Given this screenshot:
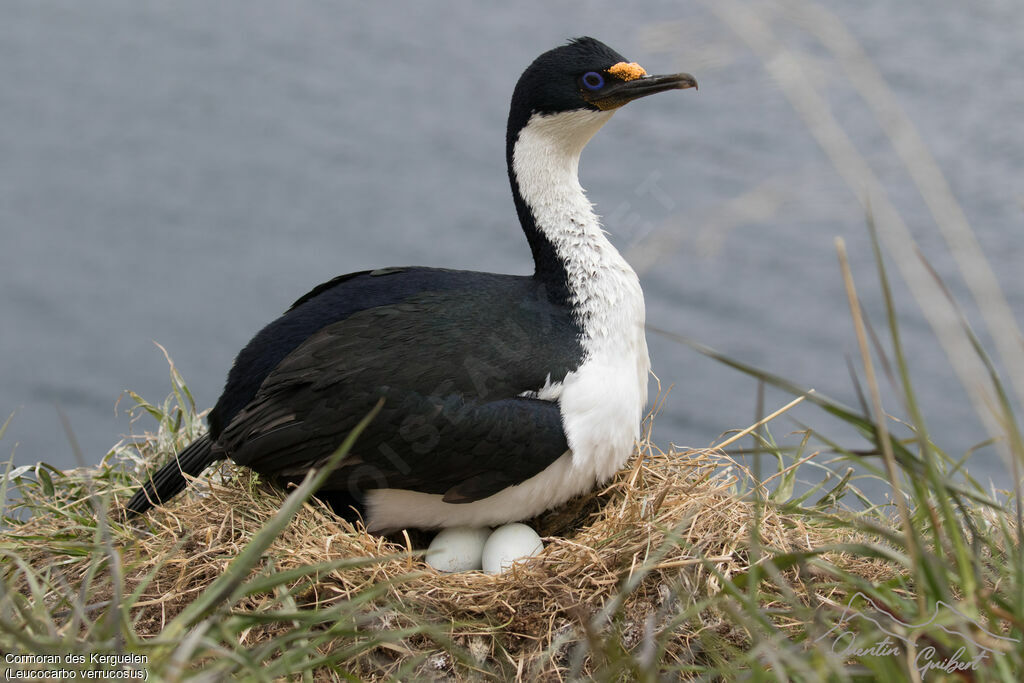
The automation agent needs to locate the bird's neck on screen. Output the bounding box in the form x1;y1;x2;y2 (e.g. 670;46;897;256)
507;110;645;353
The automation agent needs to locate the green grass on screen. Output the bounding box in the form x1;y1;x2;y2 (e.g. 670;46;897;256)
639;225;1024;680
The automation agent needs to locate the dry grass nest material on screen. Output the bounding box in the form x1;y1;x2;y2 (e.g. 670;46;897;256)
10;432;896;678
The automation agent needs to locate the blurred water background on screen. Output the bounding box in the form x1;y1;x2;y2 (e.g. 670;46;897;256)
2;1;1021;488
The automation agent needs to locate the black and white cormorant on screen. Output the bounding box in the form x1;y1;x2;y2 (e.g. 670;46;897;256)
125;37;697;532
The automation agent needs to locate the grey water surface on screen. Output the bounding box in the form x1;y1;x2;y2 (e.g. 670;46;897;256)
2;1;1022;490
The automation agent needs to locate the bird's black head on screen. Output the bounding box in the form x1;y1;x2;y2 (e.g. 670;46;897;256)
507;37;697;140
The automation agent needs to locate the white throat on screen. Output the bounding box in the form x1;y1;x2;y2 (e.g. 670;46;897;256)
511;110;647;359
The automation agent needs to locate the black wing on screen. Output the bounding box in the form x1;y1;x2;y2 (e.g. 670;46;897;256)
214;272;582;502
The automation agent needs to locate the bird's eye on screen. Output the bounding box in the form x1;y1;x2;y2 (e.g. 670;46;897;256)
581;71;605;91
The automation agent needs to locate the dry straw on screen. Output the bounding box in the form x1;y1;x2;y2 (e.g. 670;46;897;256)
10;397;894;679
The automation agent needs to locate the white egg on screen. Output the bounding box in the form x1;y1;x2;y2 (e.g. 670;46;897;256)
425;526;491;573
481;523;544;574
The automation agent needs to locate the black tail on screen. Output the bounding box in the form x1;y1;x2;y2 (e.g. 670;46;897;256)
124;435;221;515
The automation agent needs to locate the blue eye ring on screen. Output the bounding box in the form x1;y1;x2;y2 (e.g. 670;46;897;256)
581;71;604;91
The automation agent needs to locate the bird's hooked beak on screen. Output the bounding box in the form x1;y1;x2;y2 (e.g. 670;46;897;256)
586;70;698;111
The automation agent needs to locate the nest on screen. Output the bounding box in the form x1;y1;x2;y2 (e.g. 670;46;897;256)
9;418;895;679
